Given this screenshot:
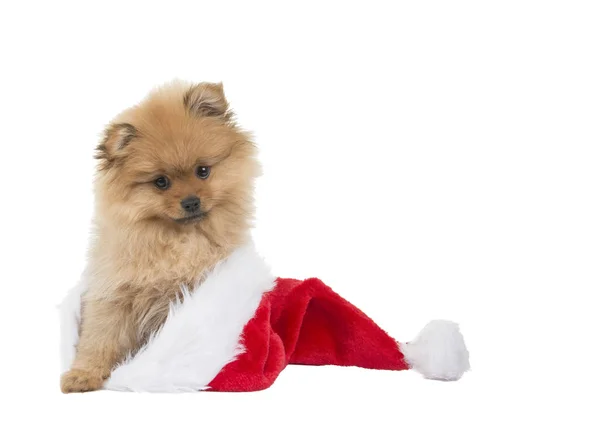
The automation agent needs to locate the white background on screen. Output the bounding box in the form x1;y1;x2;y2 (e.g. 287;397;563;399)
1;1;598;436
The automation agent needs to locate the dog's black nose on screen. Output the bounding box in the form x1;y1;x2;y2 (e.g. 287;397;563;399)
181;196;201;213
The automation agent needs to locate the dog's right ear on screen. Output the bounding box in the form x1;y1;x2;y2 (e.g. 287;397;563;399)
95;123;137;169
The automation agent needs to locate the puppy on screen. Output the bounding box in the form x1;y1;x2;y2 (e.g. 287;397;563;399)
60;81;260;393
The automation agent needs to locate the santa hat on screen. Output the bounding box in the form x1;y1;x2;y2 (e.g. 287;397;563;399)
60;244;470;392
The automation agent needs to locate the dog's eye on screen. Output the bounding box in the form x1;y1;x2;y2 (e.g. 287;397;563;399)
154;176;170;190
196;166;211;180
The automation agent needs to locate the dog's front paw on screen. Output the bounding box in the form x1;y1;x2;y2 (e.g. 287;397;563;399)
60;369;105;393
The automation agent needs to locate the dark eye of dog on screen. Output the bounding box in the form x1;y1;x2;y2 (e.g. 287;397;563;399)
154;176;170;190
196;166;211;179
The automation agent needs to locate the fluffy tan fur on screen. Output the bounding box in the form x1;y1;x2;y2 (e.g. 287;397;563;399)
61;81;260;393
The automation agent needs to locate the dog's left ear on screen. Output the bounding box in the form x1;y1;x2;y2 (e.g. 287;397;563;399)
183;82;230;119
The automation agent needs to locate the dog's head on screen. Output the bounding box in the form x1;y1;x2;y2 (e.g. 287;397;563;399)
94;81;259;236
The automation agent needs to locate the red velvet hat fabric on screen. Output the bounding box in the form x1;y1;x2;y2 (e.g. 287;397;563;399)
210;278;409;391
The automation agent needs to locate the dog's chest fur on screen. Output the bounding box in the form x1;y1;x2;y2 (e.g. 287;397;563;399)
84;223;231;341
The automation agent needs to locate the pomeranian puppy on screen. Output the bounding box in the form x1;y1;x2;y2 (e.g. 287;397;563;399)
60;81;260;393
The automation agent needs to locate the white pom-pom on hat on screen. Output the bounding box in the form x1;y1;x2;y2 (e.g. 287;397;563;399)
400;320;470;381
